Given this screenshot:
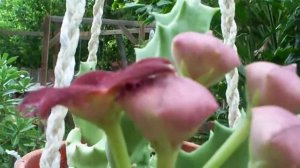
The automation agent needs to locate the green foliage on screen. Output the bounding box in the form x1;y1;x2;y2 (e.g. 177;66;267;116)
135;0;218;61
97;35;135;71
202;0;300;65
0;53;45;168
236;0;299;64
120;0;175;23
0;53;31;118
0;0;50;68
0;36;42;68
0;0;50;30
285;20;300;68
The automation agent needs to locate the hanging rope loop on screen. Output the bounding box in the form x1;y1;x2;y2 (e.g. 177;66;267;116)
40;0;86;167
87;0;106;62
218;0;241;128
40;0;106;167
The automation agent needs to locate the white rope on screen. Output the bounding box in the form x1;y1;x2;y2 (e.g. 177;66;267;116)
87;0;106;62
218;0;241;128
40;0;86;167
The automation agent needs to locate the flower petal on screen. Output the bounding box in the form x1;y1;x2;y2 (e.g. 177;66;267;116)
268;125;300;167
72;58;175;89
19;86;118;124
118;74;218;147
264;66;300;112
172;32;240;86
246;62;300;113
250;106;300;167
19;58;175;126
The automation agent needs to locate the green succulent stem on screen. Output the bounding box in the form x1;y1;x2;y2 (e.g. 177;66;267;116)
156;147;179;168
103;121;131;168
203;114;251;168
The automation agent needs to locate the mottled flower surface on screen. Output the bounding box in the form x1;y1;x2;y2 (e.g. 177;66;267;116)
246;62;300;113
172;32;241;86
250;106;300;168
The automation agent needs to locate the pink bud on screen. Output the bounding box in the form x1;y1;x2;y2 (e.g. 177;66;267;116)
246;62;300;113
118;74;218;148
250;106;300;167
268;125;300;167
172;32;241;86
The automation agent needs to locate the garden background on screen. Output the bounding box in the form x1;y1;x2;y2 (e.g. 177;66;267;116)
0;0;299;167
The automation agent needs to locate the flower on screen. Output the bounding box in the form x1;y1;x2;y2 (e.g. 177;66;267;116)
172;32;241;86
250;106;300;168
19;56;218;154
245;62;300;113
19;58;175;126
118;74;218;149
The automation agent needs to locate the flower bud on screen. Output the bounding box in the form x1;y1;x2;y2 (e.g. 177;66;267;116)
172;32;241;86
118;74;218;148
246;62;300;113
250;106;300;168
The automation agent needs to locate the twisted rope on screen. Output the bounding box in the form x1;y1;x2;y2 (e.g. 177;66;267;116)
218;0;241;128
87;0;105;62
40;0;86;167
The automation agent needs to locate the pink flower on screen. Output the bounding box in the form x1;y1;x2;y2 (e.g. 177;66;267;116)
19;57;218;147
172;32;241;86
118;74;218;148
250;106;300;167
246;62;300;113
19;58;175;126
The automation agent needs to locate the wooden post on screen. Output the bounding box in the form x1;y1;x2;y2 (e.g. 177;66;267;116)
40;16;51;85
116;35;128;68
51;23;61;83
118;25;138;45
138;24;145;43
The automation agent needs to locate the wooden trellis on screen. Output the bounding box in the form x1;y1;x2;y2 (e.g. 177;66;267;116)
0;15;155;85
41;15;155;85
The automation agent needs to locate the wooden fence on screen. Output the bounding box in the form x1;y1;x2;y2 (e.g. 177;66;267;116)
0;15;155;85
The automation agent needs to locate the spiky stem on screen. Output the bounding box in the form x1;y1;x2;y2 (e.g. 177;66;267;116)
203;115;251;168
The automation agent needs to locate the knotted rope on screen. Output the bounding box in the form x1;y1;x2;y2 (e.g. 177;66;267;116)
40;0;86;167
218;0;241;128
87;0;105;62
40;0;106;167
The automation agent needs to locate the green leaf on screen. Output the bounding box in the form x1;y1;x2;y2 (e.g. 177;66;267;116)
19;125;35;133
157;0;173;7
12;136;19;147
136;6;148;14
176;122;249;168
124;2;145;8
2;53;8;61
6;56;18;64
0;145;4;154
3;89;18;96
